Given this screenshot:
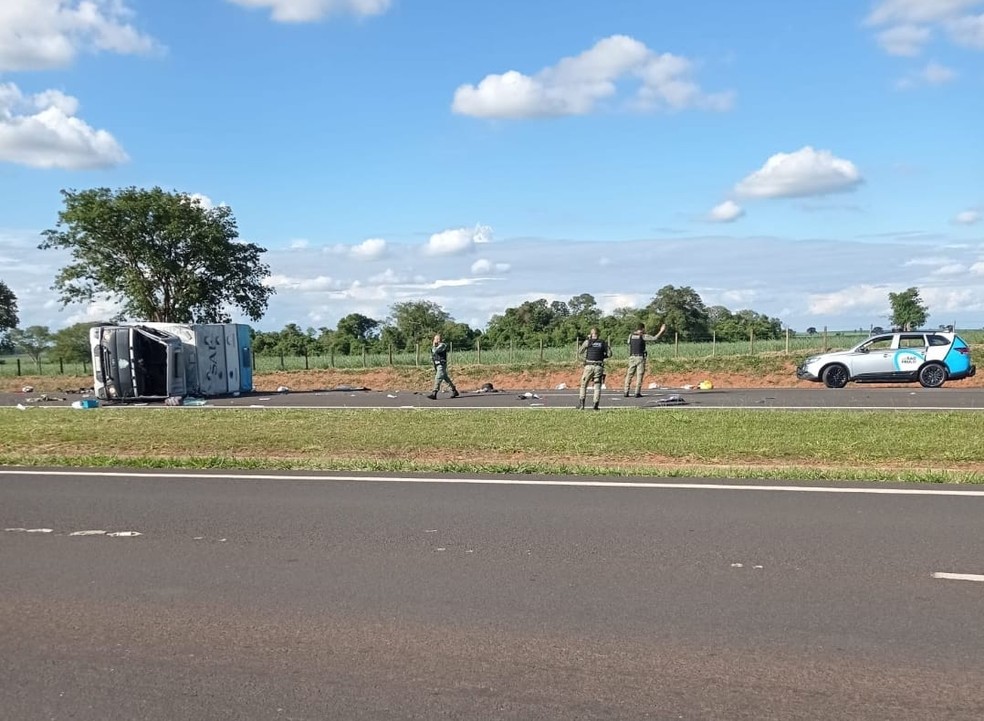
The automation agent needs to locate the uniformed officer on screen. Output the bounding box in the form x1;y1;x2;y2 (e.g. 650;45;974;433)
577;327;611;410
624;322;667;397
426;333;459;400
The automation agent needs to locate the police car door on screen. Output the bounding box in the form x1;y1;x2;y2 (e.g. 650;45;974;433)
850;335;895;379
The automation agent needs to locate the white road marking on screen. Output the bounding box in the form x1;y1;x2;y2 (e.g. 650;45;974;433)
932;572;984;583
69;530;106;536
3;468;984;496
106;531;142;537
11;404;984;412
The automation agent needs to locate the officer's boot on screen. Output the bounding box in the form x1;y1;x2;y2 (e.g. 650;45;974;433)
450;387;460;398
577;398;585;410
592;401;600;410
426;391;437;400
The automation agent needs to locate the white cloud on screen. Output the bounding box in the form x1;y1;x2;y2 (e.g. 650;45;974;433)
896;60;957;88
866;0;984;56
867;0;983;27
708;200;744;223
735;146;863;199
808;284;891;315
424;226;491;256
452;35;733;119
954;209;982;225
63;295;123;325
263;273;342;292
470;258;511;275
0;82;128;169
970;261;984;275
875;24;932;55
289;238;310;249
349;237;387;260
0;0;158;71
948;13;984;48
227;0;391;22
185;193;215;210
931;263;966;275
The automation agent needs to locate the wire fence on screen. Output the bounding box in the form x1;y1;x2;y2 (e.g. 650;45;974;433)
8;327;979;377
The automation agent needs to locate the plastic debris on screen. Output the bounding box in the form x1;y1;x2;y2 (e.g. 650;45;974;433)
387;394;398;398
517;392;541;400
164;396;183;406
21;385;34;393
699;380;714;390
648;382;659;389
15;403;29;411
71;399;100;409
181;397;207;406
555;383;567;390
276;386;290;393
476;382;496;393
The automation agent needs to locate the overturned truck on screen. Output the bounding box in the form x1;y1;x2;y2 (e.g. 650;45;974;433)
90;323;253;402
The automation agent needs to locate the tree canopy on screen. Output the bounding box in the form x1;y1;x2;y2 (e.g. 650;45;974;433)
39;187;275;324
9;326;53;365
888;287;929;331
0;279;17;334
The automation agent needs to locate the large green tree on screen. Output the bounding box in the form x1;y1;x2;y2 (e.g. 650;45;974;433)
0;279;17;336
888;287;929;331
52;321;109;363
40;187;274;323
647;285;710;341
384;301;453;350
10;326;54;366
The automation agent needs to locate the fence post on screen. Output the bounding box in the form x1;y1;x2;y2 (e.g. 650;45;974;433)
59;358;64;374
477;337;482;365
251;349;256;372
415;343;420;367
749;328;754;355
822;326;828;352
388;344;393;366
279;351;285;370
575;337;580;360
539;338;544;362
362;346;367;368
785;327;790;355
674;332;679;358
304;347;309;370
16;358;21;376
510;340;514;363
82;359;87;374
330;347;335;368
712;331;716;357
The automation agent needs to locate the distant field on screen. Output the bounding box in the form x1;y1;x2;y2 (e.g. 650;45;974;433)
6;329;980;377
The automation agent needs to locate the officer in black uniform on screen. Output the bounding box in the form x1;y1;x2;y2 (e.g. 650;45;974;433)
576;327;610;410
624;322;666;397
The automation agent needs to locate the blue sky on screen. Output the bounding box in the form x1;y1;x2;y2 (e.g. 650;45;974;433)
1;0;983;332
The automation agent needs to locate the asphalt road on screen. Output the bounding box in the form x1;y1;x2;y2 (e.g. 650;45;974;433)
2;468;983;720
5;385;984;410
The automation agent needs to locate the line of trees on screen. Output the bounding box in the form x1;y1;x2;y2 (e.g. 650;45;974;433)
0;186;942;363
248;289;785;357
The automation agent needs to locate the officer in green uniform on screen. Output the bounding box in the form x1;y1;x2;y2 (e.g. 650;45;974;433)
624;322;666;397
427;333;459;400
577;327;610;410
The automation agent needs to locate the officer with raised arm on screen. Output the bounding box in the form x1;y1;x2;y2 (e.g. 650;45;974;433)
426;333;459;400
624;322;667;397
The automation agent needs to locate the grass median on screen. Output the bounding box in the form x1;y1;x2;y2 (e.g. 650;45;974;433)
2;407;983;484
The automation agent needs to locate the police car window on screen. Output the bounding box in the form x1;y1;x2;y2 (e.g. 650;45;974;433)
864;338;893;351
928;335;950;347
899;335;926;348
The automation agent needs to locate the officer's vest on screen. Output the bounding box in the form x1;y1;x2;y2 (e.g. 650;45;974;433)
629;334;646;356
432;345;448;365
584;340;607;363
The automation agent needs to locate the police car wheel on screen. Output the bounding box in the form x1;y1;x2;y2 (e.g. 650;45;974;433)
918;362;946;389
822;364;849;389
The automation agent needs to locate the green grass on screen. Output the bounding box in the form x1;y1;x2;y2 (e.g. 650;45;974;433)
2;408;982;484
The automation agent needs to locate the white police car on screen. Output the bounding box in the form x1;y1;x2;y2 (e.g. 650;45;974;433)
796;331;976;388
